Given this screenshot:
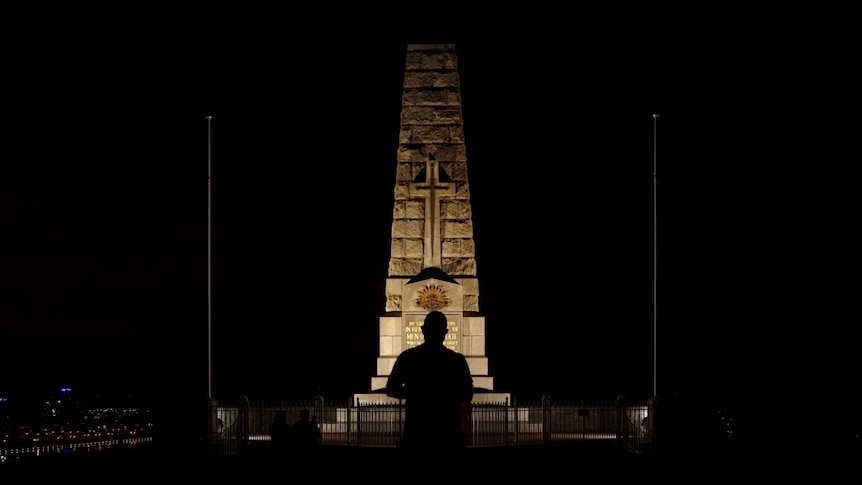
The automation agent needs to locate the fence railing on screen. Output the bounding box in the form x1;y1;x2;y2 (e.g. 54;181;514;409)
208;395;656;456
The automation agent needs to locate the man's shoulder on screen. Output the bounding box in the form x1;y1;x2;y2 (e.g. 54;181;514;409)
394;346;421;360
440;346;467;359
397;344;467;360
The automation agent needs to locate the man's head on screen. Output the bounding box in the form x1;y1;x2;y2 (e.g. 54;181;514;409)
421;311;448;343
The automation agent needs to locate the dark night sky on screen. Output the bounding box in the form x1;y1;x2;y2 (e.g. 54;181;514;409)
1;14;857;411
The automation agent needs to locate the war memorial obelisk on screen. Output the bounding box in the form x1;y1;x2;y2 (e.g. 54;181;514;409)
356;44;508;404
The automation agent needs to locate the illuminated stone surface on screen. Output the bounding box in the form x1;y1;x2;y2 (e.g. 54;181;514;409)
367;44;499;399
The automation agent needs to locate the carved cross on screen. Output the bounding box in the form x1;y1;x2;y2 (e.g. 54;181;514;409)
408;157;456;269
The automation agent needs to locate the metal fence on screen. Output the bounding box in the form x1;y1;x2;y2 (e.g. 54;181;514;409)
208;395;655;456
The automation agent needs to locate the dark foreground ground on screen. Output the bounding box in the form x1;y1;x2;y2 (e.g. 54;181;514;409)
1;439;857;480
0;442;653;480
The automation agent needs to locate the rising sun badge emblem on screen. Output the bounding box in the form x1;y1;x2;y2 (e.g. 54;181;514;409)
414;284;451;310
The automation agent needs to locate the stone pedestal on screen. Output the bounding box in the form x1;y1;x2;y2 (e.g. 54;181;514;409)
354;390;511;406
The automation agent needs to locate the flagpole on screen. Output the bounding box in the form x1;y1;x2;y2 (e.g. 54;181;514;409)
206;115;213;399
652;113;659;398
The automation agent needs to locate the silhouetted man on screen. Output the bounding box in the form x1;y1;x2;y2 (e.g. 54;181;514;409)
292;408;321;449
268;410;291;452
386;311;474;451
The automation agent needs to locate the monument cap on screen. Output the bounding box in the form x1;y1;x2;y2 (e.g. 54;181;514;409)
421;311;448;334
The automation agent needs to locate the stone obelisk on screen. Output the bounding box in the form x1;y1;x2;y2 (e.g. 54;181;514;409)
360;44;505;403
